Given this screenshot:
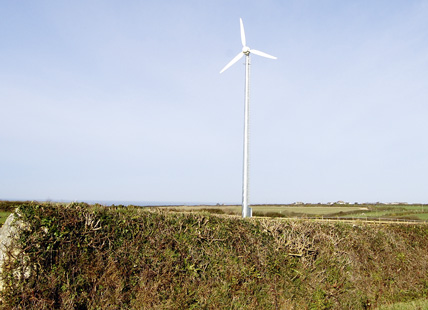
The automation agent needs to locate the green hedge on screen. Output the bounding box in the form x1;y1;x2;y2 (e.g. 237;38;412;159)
1;203;428;309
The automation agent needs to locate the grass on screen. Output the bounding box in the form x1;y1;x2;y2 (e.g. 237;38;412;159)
253;205;363;214
0;200;30;226
3;201;427;222
377;298;428;309
343;211;396;218
168;205;368;216
398;205;428;211
413;213;428;220
0;211;11;225
165;204;428;222
1;200;427;235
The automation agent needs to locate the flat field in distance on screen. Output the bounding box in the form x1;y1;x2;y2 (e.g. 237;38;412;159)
161;203;428;222
0;211;11;225
0;200;27;225
2;201;428;224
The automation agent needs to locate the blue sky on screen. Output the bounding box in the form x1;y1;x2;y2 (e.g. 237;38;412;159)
1;1;428;204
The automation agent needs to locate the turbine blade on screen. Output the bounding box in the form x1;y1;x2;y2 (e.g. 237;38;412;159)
240;18;246;47
251;49;277;60
220;52;244;73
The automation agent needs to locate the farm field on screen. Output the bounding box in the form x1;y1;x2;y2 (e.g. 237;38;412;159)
166;204;364;215
415;213;428;220
377;298;428;309
2;201;428;224
0;200;26;226
163;203;428;222
0;211;11;225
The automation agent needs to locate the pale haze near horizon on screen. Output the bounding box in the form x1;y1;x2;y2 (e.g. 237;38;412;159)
1;1;428;205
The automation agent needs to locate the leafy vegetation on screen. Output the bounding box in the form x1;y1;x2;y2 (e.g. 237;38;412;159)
1;202;428;309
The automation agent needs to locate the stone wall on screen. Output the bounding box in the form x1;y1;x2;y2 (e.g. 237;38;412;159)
0;212;22;292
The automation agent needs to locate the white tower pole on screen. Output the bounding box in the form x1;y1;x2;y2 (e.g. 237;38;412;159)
219;18;276;219
242;53;251;218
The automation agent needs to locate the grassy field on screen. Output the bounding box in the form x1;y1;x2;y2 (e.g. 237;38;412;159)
165;204;366;215
0;200;26;226
2;201;428;224
254;205;364;214
0;211;11;225
416;213;428;220
377;298;428;309
163;203;428;222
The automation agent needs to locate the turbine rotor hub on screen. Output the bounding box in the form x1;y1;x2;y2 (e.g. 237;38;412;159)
242;46;250;55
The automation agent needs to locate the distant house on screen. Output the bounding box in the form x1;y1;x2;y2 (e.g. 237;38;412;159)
336;201;349;205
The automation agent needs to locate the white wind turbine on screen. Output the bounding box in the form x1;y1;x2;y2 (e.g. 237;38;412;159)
220;18;277;218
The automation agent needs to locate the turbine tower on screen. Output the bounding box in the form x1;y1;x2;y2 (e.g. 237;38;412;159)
220;18;277;218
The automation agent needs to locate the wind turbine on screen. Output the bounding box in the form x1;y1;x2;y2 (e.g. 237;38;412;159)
220;18;277;218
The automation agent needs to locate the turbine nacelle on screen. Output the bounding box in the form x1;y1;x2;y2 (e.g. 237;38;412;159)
242;46;250;55
220;18;276;74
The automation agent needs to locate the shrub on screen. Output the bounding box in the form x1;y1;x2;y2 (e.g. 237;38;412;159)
1;203;428;309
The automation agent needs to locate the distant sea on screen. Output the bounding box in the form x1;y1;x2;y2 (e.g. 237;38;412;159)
14;199;235;207
83;200;224;207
